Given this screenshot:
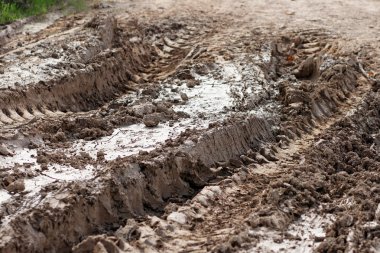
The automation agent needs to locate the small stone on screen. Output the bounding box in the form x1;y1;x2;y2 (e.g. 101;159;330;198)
52;131;66;142
167;212;187;224
0;68;4;74
129;36;142;43
260;147;278;161
314;236;325;242
6;179;25;193
180;92;188;101
195;195;209;207
285;11;295;15
143;114;160;127
17;41;22;47
229;158;243;167
61;44;69;50
132;103;156;117
240;155;256;165
186;79;200;88
51;52;60;59
176;69;192;80
97;150;106;161
254;153;270;164
338;214;354;227
138;150;148;155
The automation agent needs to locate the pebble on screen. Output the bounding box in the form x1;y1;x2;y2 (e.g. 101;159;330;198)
180;92;189;101
143;114;160;127
167;212;187;225
51;52;60;59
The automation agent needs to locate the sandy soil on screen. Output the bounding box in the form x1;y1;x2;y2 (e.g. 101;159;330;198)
0;0;380;252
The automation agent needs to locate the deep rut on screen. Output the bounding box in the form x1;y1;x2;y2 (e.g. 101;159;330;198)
72;44;375;252
69;26;377;253
0;13;210;127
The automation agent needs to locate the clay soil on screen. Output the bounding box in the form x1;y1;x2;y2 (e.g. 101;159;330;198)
1;0;380;252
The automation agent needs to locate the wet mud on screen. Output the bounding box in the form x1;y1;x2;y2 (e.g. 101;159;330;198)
1;0;380;252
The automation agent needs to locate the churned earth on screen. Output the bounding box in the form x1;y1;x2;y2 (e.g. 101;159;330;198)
0;0;380;252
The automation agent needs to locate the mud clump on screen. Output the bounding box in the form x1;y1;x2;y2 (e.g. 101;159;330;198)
143;113;161;127
37;117;113;143
294;56;319;79
0;143;14;156
6;179;25;193
36;150;95;169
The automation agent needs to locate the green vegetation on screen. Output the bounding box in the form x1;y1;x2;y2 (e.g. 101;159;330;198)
0;0;87;25
0;2;22;24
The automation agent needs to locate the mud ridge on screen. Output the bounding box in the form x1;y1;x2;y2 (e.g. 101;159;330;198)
272;34;367;143
67;32;378;253
0;15;157;126
0;116;273;252
74;71;379;253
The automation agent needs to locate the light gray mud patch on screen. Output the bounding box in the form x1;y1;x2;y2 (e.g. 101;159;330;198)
21;12;64;34
250;212;335;253
70;57;273;160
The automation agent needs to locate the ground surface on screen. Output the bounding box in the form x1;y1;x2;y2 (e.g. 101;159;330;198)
0;0;380;252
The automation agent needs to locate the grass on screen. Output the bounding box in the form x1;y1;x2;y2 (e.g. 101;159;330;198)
0;0;88;25
0;2;23;24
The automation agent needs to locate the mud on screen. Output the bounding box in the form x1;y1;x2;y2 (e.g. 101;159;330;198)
1;0;380;252
0;116;274;252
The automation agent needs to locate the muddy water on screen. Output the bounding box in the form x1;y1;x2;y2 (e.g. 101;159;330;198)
58;57;269;161
70;62;238;160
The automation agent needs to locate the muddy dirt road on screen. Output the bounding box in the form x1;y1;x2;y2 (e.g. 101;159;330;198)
0;0;380;252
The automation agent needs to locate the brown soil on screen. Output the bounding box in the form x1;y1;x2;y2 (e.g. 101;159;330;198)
0;0;380;252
